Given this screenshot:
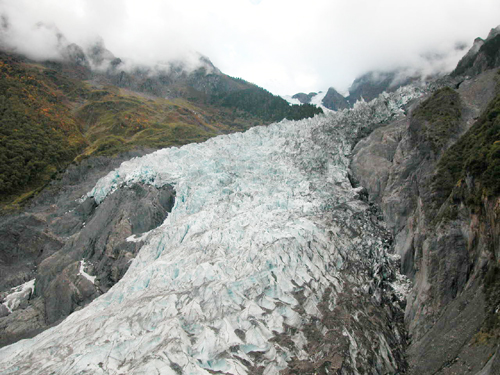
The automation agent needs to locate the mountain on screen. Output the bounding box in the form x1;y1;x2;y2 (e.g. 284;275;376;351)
290;68;422;112
322;87;350;111
291;92;317;104
1;24;500;374
0;35;322;210
0;29;321;345
345;69;419;105
452;25;500;77
350;28;500;373
0;80;423;374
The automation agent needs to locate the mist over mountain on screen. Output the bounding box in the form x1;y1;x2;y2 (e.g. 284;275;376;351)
290;47;473;111
1;0;499;95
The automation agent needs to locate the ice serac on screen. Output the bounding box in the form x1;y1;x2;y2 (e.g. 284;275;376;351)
0;86;422;374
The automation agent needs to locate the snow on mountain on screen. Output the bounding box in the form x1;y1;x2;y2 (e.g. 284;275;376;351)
78;260;97;284
308;91;324;105
0;85;423;374
308;91;332;112
1;279;35;314
282;91;332;112
280;94;301;105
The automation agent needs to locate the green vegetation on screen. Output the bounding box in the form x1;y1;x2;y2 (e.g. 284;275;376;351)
74;92;229;158
412;87;462;152
0;55;86;201
0;55;221;206
211;83;323;122
433;84;500;208
453;35;500;77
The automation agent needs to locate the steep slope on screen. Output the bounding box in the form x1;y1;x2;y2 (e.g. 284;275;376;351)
0;150;176;347
346;71;404;105
452;26;500;78
350;29;500;374
0;52;224;208
322;87;350;111
0;52;87;202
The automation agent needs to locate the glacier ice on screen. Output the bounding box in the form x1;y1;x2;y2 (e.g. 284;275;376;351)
0;86;422;374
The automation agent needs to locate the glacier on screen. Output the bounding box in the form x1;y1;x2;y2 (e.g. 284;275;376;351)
0;86;421;374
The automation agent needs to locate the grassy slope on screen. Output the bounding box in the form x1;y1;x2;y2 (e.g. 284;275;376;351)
0;54;87;206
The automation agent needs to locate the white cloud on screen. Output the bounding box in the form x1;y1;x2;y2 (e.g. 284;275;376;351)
1;0;499;95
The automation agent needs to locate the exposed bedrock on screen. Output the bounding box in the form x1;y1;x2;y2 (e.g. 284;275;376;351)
0;152;175;347
37;182;176;324
350;69;500;374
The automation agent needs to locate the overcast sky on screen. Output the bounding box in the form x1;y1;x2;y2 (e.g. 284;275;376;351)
1;0;499;95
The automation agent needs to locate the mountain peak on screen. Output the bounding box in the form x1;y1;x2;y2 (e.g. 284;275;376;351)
85;37;116;69
322;87;350;111
452;24;500;77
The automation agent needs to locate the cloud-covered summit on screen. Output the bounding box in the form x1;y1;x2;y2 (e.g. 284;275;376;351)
1;0;499;95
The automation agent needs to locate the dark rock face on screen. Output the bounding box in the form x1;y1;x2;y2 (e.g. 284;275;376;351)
347;71;396;104
0;215;64;291
0;150;175;347
37;182;175;325
453;26;500;77
350;68;500;374
322;87;350;111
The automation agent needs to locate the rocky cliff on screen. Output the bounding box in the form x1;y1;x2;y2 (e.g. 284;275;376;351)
0;150;175;347
350;28;500;374
322;87;350;111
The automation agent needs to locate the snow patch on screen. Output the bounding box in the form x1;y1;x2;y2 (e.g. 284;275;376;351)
126;231;151;243
391;271;412;300
78;260;96;284
280;94;301;105
2;279;35;313
281;91;333;113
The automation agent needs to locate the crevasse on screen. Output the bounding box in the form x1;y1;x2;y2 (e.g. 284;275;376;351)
0;86;421;375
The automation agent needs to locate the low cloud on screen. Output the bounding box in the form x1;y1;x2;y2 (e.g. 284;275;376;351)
1;0;499;95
